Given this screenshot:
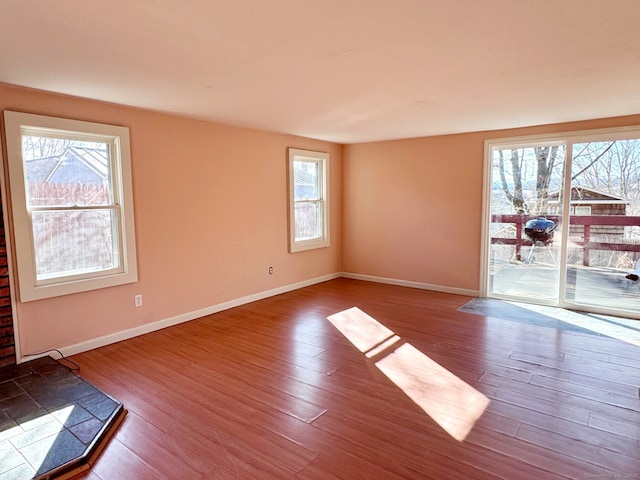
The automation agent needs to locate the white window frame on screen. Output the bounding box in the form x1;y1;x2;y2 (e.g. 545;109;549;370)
288;148;330;252
3;111;138;301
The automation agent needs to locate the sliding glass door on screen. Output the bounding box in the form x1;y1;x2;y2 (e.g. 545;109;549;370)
486;143;566;303
483;129;640;318
565;140;640;312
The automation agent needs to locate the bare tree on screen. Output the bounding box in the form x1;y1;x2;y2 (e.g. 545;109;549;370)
496;146;561;215
497;149;526;214
532;146;560;214
572;140;640;214
22;135;69;160
496;140;640;216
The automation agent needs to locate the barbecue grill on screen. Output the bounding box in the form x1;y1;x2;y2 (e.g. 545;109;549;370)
522;216;557;265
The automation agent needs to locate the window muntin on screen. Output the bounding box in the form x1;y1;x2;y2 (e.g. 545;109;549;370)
288;148;329;252
3;111;138;301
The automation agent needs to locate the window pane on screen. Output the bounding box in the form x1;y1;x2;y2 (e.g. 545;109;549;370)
294;201;322;241
23;135;113;206
565;140;640;311
293;160;319;200
31;209;120;280
487;145;566;302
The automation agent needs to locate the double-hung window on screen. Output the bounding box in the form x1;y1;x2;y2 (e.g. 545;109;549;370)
3;111;138;301
288;148;329;252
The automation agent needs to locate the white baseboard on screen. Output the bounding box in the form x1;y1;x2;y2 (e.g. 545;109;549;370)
19;273;340;363
340;272;479;297
19;271;477;363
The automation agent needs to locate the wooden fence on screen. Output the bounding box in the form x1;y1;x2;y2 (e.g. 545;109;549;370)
491;214;640;267
28;182;110;206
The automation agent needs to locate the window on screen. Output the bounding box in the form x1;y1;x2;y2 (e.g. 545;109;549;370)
574;205;592;216
288;148;329;252
548;205;592;215
3;111;138;301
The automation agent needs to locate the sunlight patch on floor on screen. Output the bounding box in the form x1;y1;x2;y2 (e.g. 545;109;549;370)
327;307;396;354
327;307;489;441
376;343;490;441
512;301;640;346
30;405;75;472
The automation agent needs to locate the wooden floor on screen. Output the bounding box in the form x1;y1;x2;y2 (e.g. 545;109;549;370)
68;278;640;479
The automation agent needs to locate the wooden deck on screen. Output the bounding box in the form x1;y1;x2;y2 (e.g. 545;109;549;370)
490;258;640;312
64;278;640;479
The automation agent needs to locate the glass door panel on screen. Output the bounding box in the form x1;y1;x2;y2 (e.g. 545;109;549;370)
565;140;640;312
487;144;566;303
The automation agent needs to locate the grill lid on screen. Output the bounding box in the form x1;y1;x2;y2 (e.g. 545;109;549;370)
524;216;556;244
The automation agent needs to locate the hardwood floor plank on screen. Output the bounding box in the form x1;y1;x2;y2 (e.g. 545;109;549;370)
310;410;473;479
152;388;318;475
70;470;101;480
562;353;640;379
529;366;640;398
111;413;206;479
295;451;411;480
610;352;640;367
466;426;610;479
439;442;568;480
480;375;592;424
485;398;638;457
480;371;640;424
587;412;640;441
530;373;640;409
515;424;639;473
248;408;425;479
90;437;169;480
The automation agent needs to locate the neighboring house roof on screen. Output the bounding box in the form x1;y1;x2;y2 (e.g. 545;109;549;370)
293;166;315;187
24;157;59;183
548;186;629;204
24;146;108;185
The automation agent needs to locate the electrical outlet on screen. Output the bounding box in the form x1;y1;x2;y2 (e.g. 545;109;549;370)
268;266;273;275
134;294;143;307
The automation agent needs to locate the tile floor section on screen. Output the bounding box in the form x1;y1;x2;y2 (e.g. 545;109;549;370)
0;356;124;480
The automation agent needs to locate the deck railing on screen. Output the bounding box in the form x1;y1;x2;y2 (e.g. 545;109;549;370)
491;214;640;266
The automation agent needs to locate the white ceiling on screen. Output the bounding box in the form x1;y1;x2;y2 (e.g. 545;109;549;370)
2;0;640;144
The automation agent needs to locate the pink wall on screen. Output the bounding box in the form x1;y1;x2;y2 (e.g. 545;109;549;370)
0;84;342;356
343;115;640;292
2;82;640;358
